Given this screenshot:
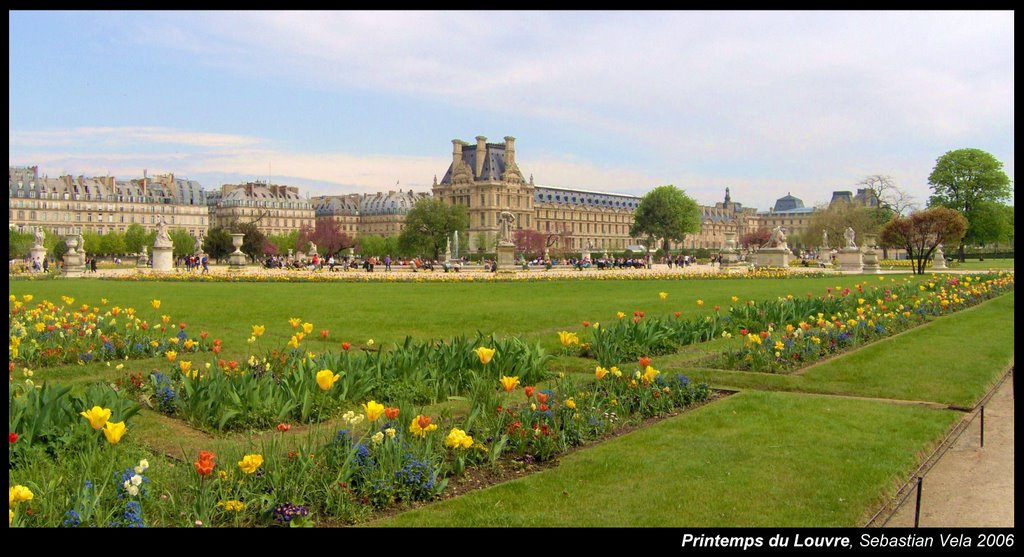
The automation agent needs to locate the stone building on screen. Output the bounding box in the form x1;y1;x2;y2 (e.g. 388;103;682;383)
311;190;430;239
8;166;208;237
432;135;641;252
754;193;816;248
206;181;315;236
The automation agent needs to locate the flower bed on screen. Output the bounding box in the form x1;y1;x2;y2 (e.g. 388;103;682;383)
714;272;1014;373
9;358;711;527
8;296;216;367
90;267;832;283
147;331;551;432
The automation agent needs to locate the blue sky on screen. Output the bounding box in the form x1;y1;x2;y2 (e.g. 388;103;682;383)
9;11;1014;211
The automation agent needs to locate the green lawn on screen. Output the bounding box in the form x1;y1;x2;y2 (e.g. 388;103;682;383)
10;274;924;363
375;391;959;527
9;272;1013;527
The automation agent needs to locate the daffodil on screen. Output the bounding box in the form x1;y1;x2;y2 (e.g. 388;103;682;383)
474;346;496;365
80;406;112;430
103;421;126;444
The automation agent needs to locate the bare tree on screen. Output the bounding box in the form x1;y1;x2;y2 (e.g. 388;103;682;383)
857;175;918;216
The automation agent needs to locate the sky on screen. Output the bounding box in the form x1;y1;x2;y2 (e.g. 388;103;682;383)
8;11;1014;211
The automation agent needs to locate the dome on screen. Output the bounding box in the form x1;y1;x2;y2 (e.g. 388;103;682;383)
773;193;804;212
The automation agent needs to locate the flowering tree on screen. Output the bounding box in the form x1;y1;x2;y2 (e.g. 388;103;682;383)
739;228;771;249
513;229;546;259
879;207;967;275
297;220;353;257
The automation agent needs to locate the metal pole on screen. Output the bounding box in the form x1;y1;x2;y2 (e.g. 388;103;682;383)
980;406;985;448
914;476;923;528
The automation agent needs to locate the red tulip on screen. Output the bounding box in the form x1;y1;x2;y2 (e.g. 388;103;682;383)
9;432;18;444
536;392;549;404
277;423;291;432
524;386;535;399
341;342;351;351
639;357;652;368
384;407;400;420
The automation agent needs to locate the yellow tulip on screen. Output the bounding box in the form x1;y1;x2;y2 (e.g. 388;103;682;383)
659;292;668;300
251;325;265;337
288;336;301;349
500;375;520;392
238;454;263;474
80;406;111;430
642;365;660;385
595;366;609;380
616;311;625;319
165;350;177;362
288;318;302;328
444;427;474;449
362;400;385;421
316;369;340;391
102;421;126;444
151;299;161;309
302;322;313;334
9;485;34;506
474;346;496;365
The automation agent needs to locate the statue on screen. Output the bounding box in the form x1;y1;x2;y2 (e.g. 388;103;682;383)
821;229;829;249
193;234;203;255
498;211;516;244
308;241;317;255
586;238;594;251
154;217;172;248
33;227;46;248
141;245;148;256
844;226;857;249
768;225;788;250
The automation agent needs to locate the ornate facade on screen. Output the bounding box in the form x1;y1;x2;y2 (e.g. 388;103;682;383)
432;135;641;252
311;190;430;238
206;182;315;236
8;166;209;237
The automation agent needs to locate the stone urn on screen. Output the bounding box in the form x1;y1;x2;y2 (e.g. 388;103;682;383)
231;233;245;254
65;235;79;255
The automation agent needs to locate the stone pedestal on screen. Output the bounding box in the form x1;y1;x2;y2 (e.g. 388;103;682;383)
228;233;247;271
862;249;880;274
818;249;833;268
152;246;174;272
496;243;516;272
581;250;591;262
752;247;791;268
30;246;47;269
62;252;85;278
137;253;149;268
836;248;863;272
932;246;947;270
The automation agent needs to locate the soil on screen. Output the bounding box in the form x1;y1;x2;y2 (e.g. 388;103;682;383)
884;374;1014;527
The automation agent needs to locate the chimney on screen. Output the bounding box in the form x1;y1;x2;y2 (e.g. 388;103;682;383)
452;139;463;167
475;136;487;177
504;136;516;166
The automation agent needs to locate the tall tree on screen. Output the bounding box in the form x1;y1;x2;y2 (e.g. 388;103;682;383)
880;207;968;275
202;227;233;262
82;231;102;255
629;185;701;252
8;229;33;259
100;231;126;256
397;199;468;260
169;229;195;258
962;201;1014;248
928;148;1013;262
123;224;152;255
266;231;299;257
229;221;267;262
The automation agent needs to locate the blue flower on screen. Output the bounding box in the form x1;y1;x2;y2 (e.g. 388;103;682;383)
62;509;82;528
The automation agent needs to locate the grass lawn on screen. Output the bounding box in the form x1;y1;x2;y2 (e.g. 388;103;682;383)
374;390;960;527
9;271;1012;527
11;274;927;366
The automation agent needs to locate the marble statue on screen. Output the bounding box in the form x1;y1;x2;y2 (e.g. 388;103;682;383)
844;226;856;249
